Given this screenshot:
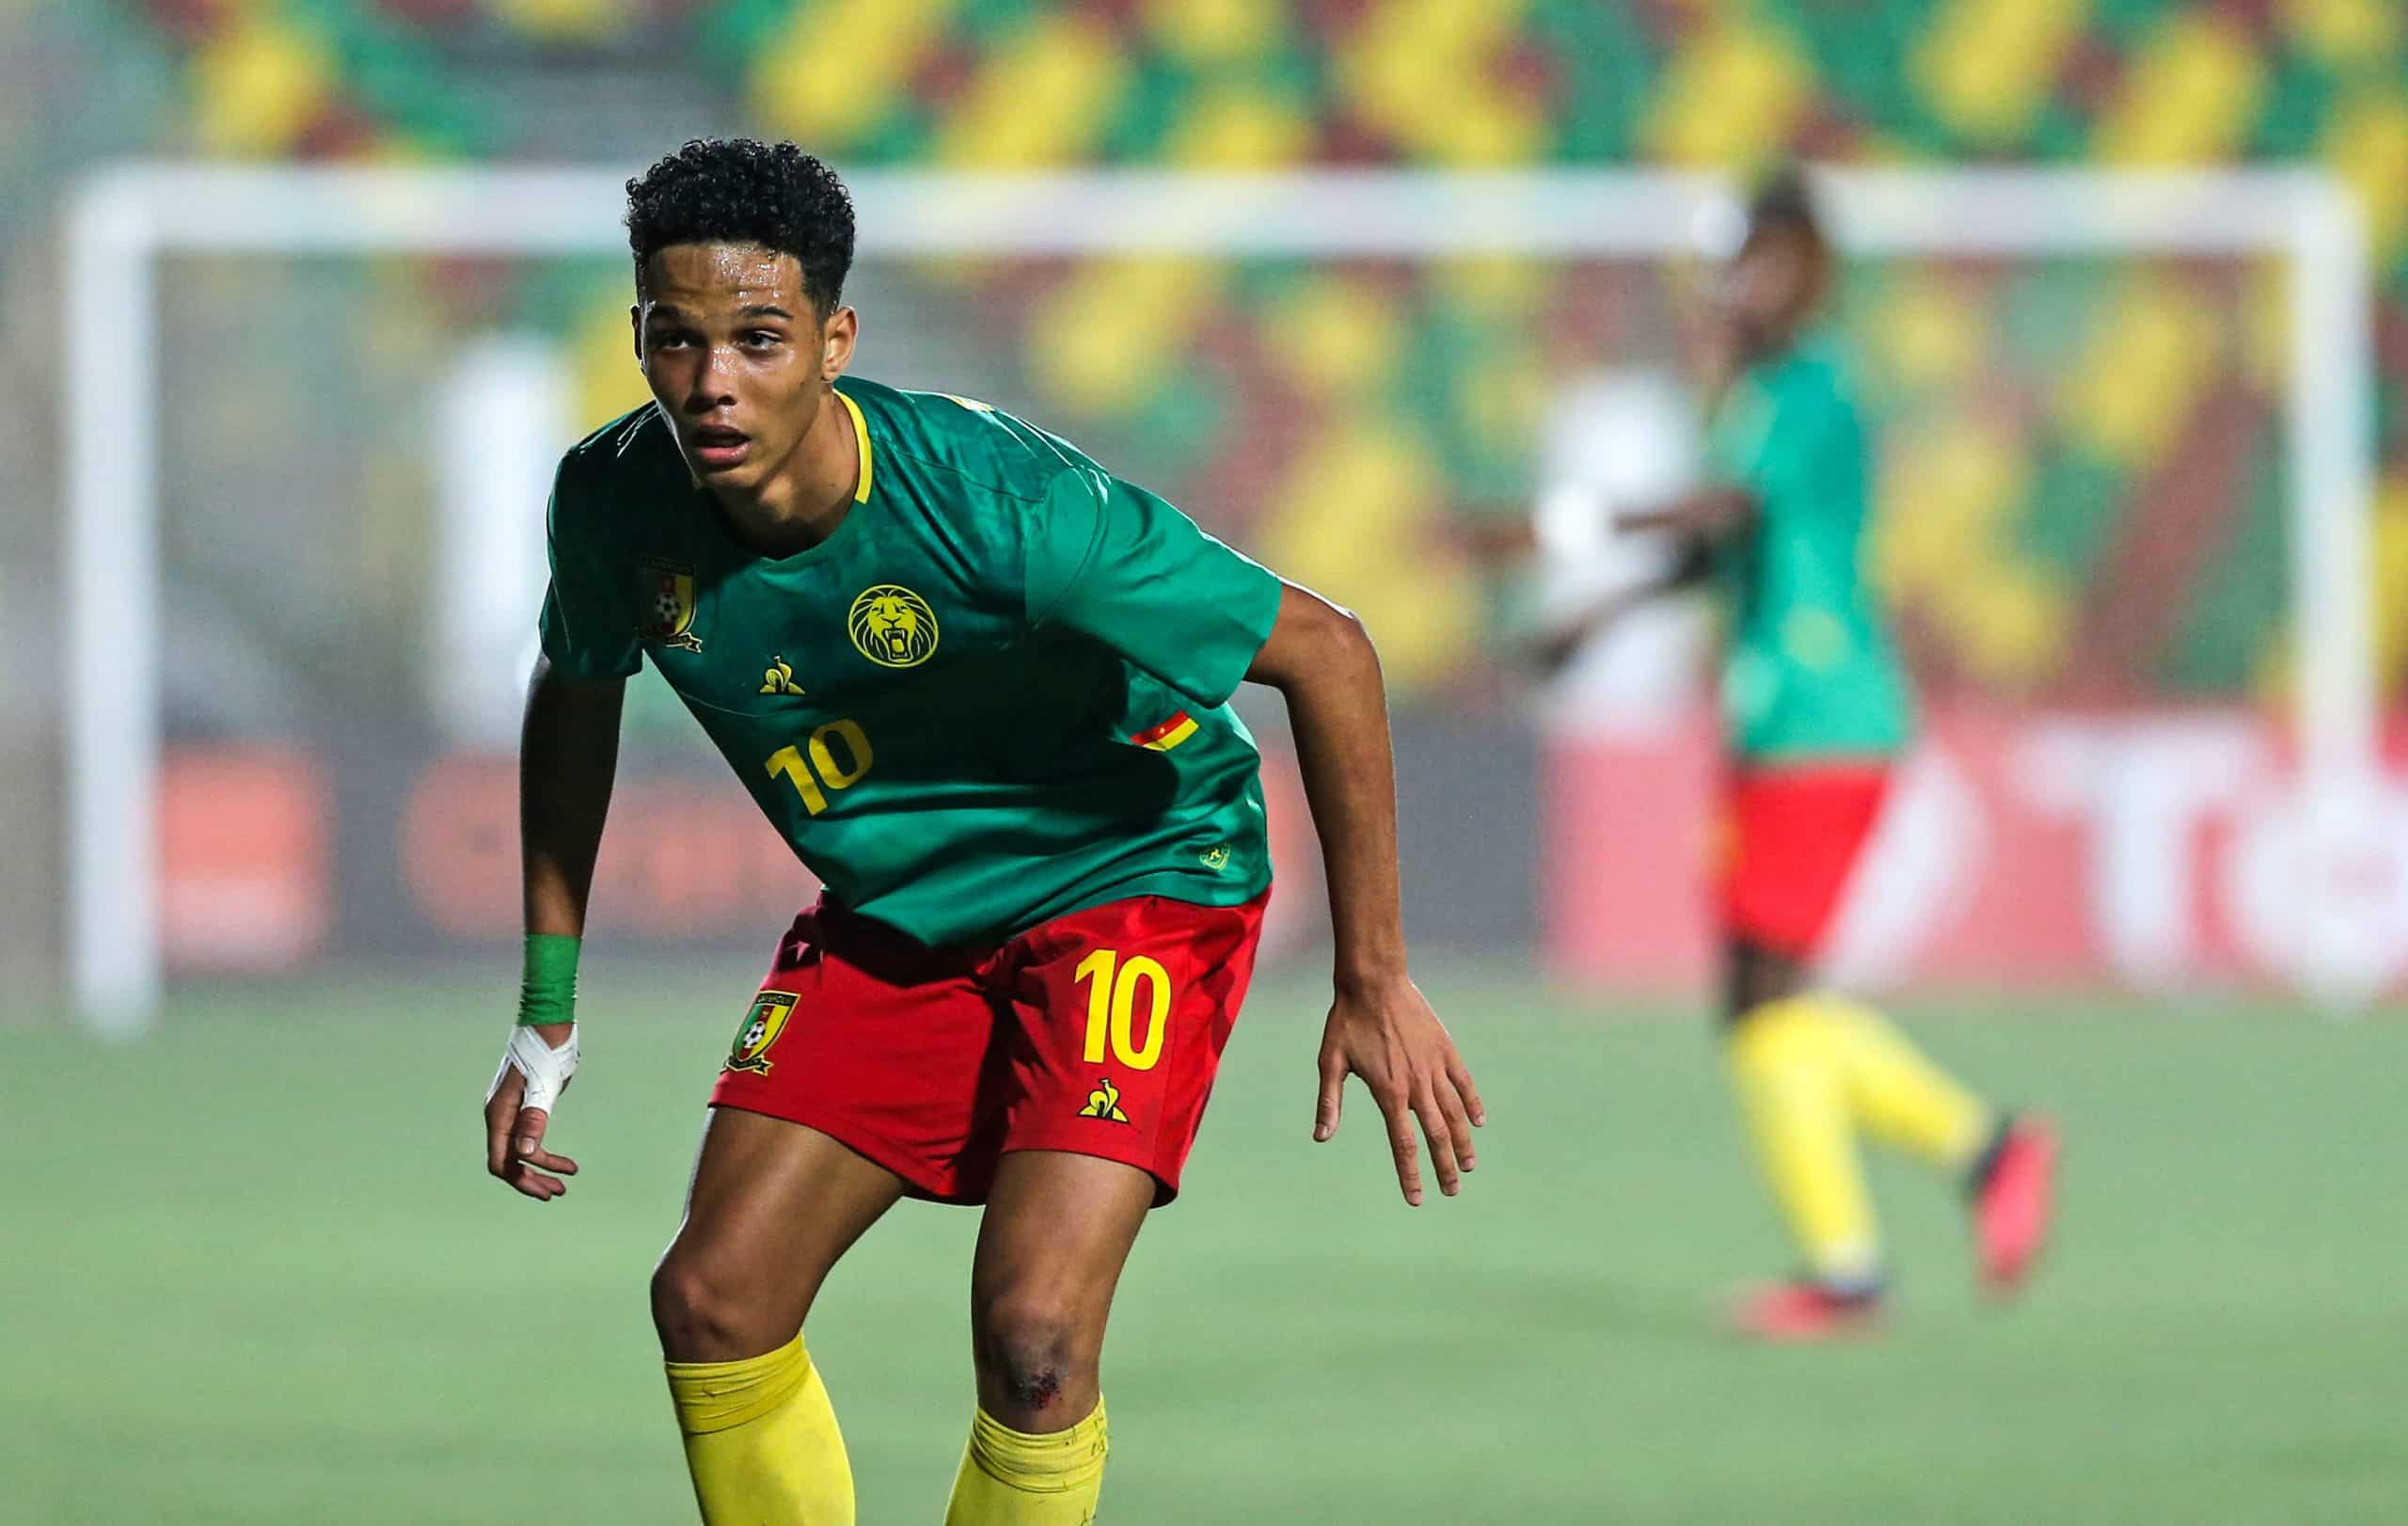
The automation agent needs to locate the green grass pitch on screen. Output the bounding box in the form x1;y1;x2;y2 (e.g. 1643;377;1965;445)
5;960;2404;1523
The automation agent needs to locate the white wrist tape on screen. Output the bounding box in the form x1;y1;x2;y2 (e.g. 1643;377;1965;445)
489;1024;579;1116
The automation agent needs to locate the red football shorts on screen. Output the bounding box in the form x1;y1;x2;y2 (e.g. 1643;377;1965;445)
709;890;1270;1206
1718;762;1893;959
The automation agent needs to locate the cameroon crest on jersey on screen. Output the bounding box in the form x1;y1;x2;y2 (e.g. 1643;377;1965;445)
641;556;705;652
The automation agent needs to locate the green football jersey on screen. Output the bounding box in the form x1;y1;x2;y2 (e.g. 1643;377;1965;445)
539;377;1284;947
1703;328;1912;763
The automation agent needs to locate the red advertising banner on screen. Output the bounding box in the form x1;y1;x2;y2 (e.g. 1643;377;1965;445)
1544;702;2408;993
160;748;332;969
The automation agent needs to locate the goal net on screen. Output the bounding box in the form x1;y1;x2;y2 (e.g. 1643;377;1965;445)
59;164;2380;1031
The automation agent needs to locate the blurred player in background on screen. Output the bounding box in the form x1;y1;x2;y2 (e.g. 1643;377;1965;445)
1543;173;2057;1341
480;139;1482;1523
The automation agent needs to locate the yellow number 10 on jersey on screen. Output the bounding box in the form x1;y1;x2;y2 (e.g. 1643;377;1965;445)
1074;949;1172;1071
766;720;874;816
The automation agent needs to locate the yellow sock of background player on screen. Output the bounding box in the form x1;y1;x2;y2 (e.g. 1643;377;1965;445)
666;1336;855;1525
1726;997;1881;1284
1810;993;1994;1170
943;1400;1109;1525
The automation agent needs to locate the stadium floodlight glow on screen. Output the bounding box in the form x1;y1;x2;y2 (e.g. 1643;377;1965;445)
61;164;2378;1033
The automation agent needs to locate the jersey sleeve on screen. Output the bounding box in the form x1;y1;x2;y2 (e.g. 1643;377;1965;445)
1024;467;1284;708
537;459;643;682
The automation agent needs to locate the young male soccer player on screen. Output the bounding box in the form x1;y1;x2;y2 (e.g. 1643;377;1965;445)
478;139;1483;1522
1556;175;2056;1341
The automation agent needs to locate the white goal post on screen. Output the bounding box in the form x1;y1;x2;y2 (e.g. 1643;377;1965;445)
61;163;2377;1032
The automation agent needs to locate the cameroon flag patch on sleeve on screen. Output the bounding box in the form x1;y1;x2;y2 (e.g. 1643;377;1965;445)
1130;710;1199;752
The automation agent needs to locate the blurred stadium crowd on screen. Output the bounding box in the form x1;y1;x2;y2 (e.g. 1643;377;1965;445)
5;0;2408;996
8;1;2404;697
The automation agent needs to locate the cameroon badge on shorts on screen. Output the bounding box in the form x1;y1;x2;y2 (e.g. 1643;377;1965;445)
724;991;799;1075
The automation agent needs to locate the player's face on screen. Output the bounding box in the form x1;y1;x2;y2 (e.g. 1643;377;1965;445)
634;243;855;492
1721;229;1827;358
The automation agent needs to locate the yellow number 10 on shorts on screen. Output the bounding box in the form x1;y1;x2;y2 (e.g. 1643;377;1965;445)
1075;949;1172;1071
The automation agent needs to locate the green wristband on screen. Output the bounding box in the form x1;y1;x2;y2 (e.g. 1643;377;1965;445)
518;933;581;1026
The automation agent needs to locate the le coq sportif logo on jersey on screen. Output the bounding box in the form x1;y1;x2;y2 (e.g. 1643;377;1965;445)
848;584;939;668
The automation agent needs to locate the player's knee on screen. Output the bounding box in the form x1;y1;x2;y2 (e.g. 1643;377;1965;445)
972;1289;1096;1419
650;1248;783;1360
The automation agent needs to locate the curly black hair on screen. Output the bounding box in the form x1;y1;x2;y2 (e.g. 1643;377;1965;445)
625;138;855;317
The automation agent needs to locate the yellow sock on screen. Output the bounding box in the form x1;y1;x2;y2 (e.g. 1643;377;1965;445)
1809;994;1995;1171
1726;998;1880;1284
666;1336;854;1526
943;1400;1109;1526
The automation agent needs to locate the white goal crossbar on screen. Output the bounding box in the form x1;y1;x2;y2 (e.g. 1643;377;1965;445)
61;164;2377;1032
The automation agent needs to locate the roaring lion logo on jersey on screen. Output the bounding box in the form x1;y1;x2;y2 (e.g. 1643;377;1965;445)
722;991;798;1075
640;556;705;653
848;584;939;669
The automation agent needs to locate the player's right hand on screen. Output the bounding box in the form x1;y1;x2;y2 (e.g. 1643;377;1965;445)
483;1021;580;1201
1314;976;1484;1208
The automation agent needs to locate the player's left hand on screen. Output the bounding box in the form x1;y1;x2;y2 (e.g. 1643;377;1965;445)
483;1021;580;1202
1313;976;1485;1207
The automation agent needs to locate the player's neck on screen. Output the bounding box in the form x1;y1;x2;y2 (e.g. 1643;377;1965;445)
1751;307;1823;364
706;396;862;559
1739;329;1798;373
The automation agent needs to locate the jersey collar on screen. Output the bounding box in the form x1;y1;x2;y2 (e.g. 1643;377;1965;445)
836;387;874;505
